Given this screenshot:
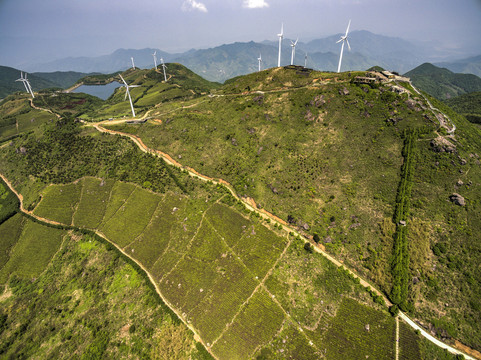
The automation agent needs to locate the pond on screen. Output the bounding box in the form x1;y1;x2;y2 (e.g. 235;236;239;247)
73;82;122;100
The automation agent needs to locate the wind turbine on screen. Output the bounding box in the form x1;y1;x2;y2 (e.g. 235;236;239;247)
336;19;351;73
160;58;167;82
16;72;29;93
277;23;284;67
257;53;263;72
290;38;298;65
131;57;136;70
119;74;140;117
304;53;308;68
152;51;157;69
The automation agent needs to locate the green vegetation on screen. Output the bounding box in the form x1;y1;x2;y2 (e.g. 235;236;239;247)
391;129;417;310
445;91;481;124
0;232;211;359
405;63;481;100
33;92;104;118
2;64;481;357
0;177;19;224
0;216;65;283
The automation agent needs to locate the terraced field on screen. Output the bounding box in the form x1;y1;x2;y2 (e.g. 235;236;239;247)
31;177;396;359
0;213;66;283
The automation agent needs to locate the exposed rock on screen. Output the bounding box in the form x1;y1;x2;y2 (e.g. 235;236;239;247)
430;137;456;153
324;236;332;243
339;87;349;96
231;138;238;146
456;180;464;187
399;220;406;226
365;324;370;332
449;193;465;207
460;158;467;165
16;147;27;155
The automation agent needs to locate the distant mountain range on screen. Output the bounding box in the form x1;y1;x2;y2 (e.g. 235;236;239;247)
434;54;481;78
18;30;479;83
404;63;481;100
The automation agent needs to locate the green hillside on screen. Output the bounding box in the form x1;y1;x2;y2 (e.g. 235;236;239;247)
445;91;481;124
33;70;91;88
405;62;481;100
0;65;479;359
0;66;59;98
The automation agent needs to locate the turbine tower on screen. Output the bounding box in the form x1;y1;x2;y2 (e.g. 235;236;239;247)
24;73;35;98
160;58;167;82
277;23;284;67
131;57;136;70
304;53;308;68
257;53;263;72
152;51;157;68
290;38;298;65
336;19;351;73
119;74;140;118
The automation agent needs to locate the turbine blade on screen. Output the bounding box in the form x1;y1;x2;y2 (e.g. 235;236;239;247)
336;38;343;43
346;19;351;36
346;39;351;51
294;38;298;45
119;74;128;86
124;88;128;101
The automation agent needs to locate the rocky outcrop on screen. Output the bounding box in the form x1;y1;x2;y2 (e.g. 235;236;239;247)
449;193;465;207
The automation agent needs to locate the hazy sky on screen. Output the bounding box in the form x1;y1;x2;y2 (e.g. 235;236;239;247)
1;0;480;66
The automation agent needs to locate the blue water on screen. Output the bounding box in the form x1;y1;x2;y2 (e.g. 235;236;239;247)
73;82;122;100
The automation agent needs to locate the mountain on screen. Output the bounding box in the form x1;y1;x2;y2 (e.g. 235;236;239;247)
32;71;94;88
1;65;481;358
21;31;457;83
0;65;59;98
445;91;481;124
435;54;481;77
404;62;481;100
24;48;174;74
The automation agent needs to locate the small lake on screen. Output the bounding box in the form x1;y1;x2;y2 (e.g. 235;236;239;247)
73;82;122;100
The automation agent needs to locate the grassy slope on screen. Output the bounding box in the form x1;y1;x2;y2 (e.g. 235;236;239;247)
0;96;57;142
104;67;481;351
0;232;211;360
444;91;481;124
1;66;480;356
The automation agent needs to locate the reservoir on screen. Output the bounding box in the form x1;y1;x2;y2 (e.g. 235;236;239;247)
73;82;122;100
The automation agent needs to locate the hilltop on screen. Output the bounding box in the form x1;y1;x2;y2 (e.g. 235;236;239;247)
1;65;480;359
404;63;481;100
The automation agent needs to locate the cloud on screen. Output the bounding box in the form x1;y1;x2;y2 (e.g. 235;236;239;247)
182;0;207;12
243;0;269;9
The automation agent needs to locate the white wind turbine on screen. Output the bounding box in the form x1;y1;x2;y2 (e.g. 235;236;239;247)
277;23;284;67
290;38;298;65
152;51;158;68
16;72;35;98
336;19;351;73
131;57;136;70
16;72;30;93
119;74;140;117
304;53;308;68
160;58;167;82
257;53;263;72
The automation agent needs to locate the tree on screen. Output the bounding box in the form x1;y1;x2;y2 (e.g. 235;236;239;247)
304;242;312;253
313;233;320;243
